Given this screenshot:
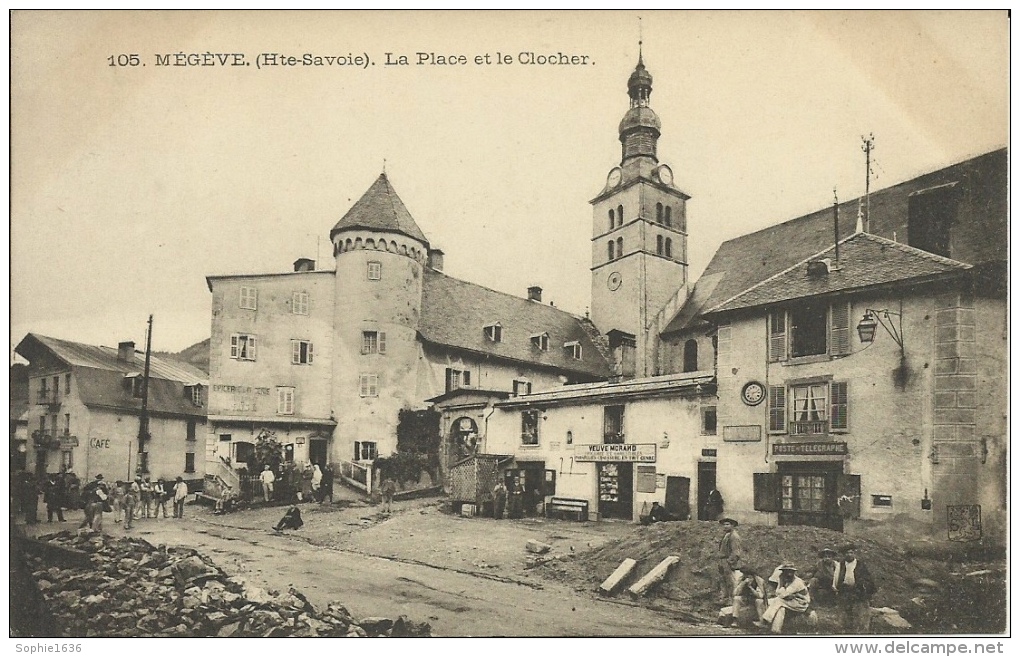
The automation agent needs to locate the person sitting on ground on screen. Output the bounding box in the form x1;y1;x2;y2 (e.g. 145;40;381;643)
806;548;839;606
649;501;670;523
273;505;303;531
731;566;768;627
214;486;237;514
759;564;816;634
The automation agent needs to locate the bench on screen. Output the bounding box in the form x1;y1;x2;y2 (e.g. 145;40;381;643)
547;497;589;521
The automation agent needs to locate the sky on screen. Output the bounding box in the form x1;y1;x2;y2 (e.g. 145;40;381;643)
10;10;1009;356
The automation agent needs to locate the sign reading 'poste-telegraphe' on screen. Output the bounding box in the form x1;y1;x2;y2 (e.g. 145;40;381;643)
574;443;657;463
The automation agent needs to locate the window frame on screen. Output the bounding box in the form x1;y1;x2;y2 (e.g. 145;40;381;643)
603;405;625;444
362;330;387;355
484;323;503;343
701;406;718;436
769;380;849;435
359;374;379;398
513;379;532;397
564;340;582;360
276;386;295;415
531;333;550;351
230;333;257;361
292;291;309;315
186;420;197;442
184;452;196;474
239;286;258;310
367;261;382;281
768;302;852;362
521;409;540;446
292;339;314;365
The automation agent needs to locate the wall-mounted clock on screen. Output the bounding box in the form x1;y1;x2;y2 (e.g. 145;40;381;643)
607;271;623;291
657;164;674;186
607;167;622;188
741;381;767;406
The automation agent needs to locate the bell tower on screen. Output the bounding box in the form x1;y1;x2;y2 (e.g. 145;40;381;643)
590;49;690;377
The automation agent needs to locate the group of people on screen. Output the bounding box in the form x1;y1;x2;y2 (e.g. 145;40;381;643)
257;462;335;505
718;517;877;634
11;471;82;524
70;474;192;532
490;480;543;520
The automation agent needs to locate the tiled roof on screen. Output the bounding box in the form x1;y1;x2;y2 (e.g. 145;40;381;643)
74;367;206;418
19;334;208;382
330;173;429;245
706;233;971;313
420;270;611;380
662;148;1005;331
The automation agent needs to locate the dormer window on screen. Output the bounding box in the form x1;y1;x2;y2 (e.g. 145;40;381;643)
124;373;144;398
484;323;503;343
531;333;550;351
564;340;582;360
185;383;204;407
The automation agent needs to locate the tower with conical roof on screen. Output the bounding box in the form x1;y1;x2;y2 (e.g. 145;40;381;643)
330;173;430;461
589;49;691;377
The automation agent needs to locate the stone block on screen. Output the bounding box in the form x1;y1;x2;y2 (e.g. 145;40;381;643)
936;326;960;343
935;359;959;375
599;558;638;596
526;539;552;554
935;308;959;326
935;292;961;310
628;555;680;598
958;308;976;326
935;375;976;391
936;342;975;359
934;408;975;425
933;425;959;442
956;358;978;374
958;326;976;342
934;392;958;408
955;392;977;408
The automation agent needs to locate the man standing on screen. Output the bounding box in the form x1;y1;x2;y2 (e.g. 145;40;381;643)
381;476;397;514
259;465;275;503
79;474;108;532
833;542;876;633
492;480;507;520
139;477;153;518
716;517;742;605
172;476;189;518
43;475;65;522
123;481;137;530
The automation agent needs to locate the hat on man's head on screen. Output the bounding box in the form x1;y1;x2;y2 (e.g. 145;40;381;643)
778;563;797;572
95;474;104;480
819;548;837;558
719;517;739;526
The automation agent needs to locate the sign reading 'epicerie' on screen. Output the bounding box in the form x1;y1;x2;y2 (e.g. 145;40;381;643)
574;443;657;463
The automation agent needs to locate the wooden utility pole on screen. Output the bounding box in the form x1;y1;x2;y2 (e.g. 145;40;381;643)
137;314;153;475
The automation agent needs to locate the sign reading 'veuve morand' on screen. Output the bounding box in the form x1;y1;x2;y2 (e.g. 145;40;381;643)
574;443;657;463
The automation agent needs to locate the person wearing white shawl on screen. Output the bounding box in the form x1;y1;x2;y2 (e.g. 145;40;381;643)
759;564;813;634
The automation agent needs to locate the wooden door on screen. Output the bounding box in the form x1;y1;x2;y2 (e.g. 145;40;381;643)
665;476;691;520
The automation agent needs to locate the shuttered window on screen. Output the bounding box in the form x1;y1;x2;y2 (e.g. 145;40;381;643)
230;334;257;361
768;385;786;432
830;302;852;356
291;340;313;365
830;381;849;430
753;472;780;512
276;387;295;415
768;312;787;362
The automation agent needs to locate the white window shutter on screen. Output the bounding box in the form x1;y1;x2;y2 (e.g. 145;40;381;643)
830;381;849;430
379;332;387;354
292;340;300;364
230;335;238;359
830;303;852;356
249;336;257;360
769;385;787;432
307;342;313;364
768;312;787;362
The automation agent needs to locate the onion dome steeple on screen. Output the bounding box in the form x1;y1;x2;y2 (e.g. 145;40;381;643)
618;47;661;164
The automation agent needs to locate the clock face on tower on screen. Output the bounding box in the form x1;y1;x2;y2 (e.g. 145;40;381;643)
656;164;674;186
607;167;622;188
607;271;623;291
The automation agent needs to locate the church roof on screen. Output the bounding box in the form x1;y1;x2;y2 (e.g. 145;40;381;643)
420;270;611;380
330;173;429;245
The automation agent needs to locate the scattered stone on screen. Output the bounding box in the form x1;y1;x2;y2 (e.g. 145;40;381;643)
526;540;552;554
965;569;993;578
358;617;394;634
872;607;912;630
628;555;680;599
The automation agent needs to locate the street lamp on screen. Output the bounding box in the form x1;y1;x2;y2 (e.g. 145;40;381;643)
857;308;907;388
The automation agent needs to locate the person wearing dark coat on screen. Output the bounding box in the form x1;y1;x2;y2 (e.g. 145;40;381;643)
833;543;877;633
319;466;334;505
706;488;724;521
273;505;304;531
43;475;65;522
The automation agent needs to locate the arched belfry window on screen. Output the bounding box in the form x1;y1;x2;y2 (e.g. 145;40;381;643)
608;240;615;261
608;209;615;231
617;237;623;257
656;234;664;255
683;339;699;373
617;205;624;228
665;206;672;227
665;238;673;258
656;202;663;224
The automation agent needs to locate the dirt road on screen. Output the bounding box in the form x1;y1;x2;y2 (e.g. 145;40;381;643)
25;502;729;637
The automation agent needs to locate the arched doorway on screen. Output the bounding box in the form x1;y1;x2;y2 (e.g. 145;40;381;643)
449;416;479;464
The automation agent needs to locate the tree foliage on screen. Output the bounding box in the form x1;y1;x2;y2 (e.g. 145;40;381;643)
254;429;285;473
396;408;441;454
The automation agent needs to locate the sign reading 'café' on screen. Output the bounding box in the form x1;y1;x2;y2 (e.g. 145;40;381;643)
574;443;657;463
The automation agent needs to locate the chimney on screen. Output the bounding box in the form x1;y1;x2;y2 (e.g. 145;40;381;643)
293;258;315;272
527;286;542;302
118;341;136;363
427;249;445;272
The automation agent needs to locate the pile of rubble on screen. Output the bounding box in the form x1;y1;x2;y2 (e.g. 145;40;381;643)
23;531;432;638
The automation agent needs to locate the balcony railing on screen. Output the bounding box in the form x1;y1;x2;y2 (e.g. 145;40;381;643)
789;420;828;436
